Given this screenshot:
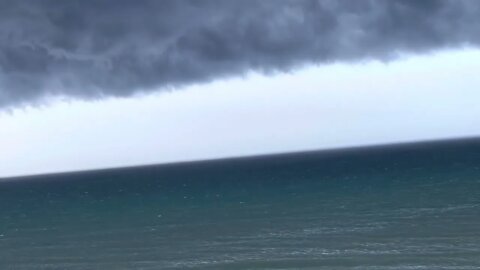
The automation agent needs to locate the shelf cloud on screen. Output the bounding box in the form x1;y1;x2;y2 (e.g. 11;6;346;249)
1;0;479;107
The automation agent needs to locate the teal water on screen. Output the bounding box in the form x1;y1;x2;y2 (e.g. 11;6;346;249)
1;139;480;269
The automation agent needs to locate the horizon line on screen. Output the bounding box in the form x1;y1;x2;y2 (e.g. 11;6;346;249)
2;135;480;181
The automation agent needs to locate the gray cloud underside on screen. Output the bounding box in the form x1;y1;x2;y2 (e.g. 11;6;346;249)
1;0;480;107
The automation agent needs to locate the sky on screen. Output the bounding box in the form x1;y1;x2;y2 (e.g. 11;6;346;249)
1;1;480;177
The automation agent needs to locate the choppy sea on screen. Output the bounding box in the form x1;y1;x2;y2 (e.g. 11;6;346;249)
1;139;480;269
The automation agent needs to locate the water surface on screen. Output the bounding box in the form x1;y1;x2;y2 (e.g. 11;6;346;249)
1;139;480;269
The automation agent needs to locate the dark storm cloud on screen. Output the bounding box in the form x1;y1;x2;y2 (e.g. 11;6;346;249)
1;0;479;107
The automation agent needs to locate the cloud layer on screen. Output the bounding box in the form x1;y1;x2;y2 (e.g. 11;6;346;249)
1;0;479;107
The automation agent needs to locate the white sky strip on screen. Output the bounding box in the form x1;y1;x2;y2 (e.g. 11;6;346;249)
1;49;480;177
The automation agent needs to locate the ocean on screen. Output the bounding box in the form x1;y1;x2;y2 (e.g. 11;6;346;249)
1;138;480;269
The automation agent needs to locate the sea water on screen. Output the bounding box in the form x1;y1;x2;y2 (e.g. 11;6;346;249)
1;139;480;269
